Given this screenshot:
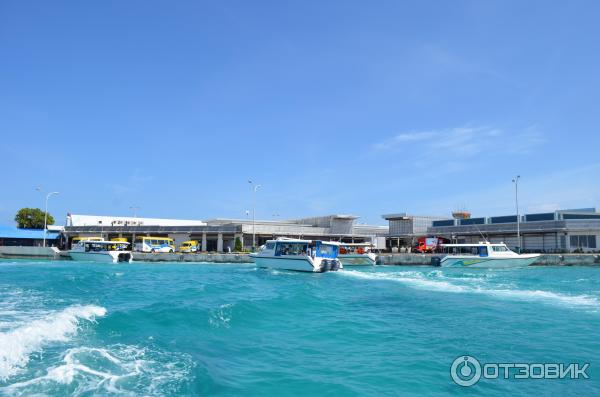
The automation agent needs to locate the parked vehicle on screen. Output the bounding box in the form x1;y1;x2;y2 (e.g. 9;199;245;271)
180;240;199;253
134;236;175;253
414;237;451;253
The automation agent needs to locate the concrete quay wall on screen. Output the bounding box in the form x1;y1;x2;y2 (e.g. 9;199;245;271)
0;246;61;260
132;252;253;263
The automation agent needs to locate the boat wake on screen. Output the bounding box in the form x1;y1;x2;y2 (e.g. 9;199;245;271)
2;344;194;396
0;305;106;382
341;270;600;310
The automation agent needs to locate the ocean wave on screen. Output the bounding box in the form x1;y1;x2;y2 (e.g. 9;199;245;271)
0;305;106;381
2;344;194;396
341;271;600;309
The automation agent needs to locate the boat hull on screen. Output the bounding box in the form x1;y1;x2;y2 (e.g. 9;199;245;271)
250;255;341;272
338;253;376;266
440;254;540;268
69;251;132;263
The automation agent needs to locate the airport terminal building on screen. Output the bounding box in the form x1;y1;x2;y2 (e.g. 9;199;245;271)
63;214;388;252
427;208;600;253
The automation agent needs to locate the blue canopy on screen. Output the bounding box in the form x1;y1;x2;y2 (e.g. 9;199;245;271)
0;225;61;240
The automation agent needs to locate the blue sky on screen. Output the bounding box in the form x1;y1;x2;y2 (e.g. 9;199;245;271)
1;0;599;226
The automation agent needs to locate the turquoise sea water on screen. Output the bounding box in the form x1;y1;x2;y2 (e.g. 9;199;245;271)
0;260;599;396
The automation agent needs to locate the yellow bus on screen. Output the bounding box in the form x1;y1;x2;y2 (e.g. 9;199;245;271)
134;237;175;253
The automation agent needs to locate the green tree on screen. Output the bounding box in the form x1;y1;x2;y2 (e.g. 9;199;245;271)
14;208;55;229
234;237;243;252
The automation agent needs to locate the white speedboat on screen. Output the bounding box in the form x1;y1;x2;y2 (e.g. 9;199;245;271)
250;238;342;272
69;240;133;263
439;242;540;268
338;243;377;266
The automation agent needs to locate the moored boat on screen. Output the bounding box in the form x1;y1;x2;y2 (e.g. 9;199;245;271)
439;242;540;268
338;243;377;266
69;240;133;263
250;238;342;272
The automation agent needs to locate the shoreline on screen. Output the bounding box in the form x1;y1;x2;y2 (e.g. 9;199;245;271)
1;246;599;266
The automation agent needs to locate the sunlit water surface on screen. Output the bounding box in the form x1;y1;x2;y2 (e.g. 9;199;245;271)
1;261;599;396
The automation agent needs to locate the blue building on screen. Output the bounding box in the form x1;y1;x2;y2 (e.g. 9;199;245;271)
0;225;62;247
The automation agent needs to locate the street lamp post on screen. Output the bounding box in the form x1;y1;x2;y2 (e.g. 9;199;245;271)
248;180;261;250
43;191;59;247
512;175;521;253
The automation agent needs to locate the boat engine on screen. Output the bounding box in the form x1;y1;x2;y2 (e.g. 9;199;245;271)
330;260;341;271
321;259;341;272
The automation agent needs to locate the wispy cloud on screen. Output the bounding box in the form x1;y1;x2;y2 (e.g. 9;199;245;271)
373;125;545;157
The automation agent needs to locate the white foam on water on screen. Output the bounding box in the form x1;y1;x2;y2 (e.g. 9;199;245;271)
0;305;107;381
3;344;194;396
341;270;600;309
343;270;469;293
480;288;599;307
209;303;234;328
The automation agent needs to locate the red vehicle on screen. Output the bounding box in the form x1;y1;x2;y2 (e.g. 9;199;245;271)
414;237;450;253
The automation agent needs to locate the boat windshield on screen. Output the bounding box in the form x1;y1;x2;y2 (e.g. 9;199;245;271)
275;242;309;256
491;245;510;252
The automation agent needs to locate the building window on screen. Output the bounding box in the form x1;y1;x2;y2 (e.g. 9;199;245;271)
570;235;597;249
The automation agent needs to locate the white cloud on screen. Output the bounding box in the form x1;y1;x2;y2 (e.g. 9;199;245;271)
373;131;437;149
373;125;545;158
